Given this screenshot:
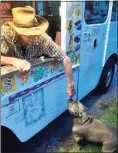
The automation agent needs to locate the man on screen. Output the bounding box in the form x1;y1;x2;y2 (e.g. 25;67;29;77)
1;6;75;98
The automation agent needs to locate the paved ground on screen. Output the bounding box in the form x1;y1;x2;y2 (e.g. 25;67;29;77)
2;66;117;153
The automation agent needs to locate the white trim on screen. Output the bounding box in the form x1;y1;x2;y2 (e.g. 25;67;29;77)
102;1;113;66
61;1;66;52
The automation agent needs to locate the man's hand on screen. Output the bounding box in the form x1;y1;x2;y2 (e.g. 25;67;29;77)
1;56;31;73
12;59;31;73
67;83;76;98
62;56;76;98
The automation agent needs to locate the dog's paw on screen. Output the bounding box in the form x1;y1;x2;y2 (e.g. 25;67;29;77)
73;135;81;143
78;145;83;151
78;145;81;151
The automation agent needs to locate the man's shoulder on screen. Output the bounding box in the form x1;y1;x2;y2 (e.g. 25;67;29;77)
37;32;52;41
1;24;13;33
1;24;16;39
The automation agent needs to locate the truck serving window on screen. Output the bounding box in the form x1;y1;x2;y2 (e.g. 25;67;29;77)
111;1;118;21
36;1;61;41
84;1;109;24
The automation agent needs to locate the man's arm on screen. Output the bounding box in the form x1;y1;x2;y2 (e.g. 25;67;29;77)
39;33;75;97
62;56;75;98
1;56;17;65
63;56;73;86
1;25;31;72
1;55;31;72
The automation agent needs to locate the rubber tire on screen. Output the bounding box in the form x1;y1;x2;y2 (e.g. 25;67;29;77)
1;127;22;152
96;59;115;94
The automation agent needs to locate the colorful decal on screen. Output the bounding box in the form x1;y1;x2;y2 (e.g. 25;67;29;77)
1;75;16;95
68;3;74;18
22;90;44;126
30;67;44;82
74;44;80;52
12;61;64;88
74;4;81;20
68;51;80;66
9;72;66;103
75;20;81;30
74;35;80;43
19;73;29;85
43;64;51;77
52;60;59;72
9;66;79;103
51;60;64;74
67;20;74;34
68;35;74;51
8;100;20;117
66;2;82;66
0;91;4;97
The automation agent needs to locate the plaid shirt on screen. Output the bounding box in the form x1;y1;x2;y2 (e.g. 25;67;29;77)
1;24;66;61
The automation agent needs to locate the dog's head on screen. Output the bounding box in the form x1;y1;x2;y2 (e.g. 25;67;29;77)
68;99;88;117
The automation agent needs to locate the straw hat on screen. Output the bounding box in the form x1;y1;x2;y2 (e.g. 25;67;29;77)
6;6;49;35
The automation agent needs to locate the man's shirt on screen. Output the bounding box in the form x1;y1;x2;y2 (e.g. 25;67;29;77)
1;24;66;61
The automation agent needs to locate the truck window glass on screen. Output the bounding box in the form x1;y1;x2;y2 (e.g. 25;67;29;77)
84;1;109;24
111;1;118;21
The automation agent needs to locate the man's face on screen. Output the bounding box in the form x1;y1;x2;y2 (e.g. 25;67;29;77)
19;35;37;46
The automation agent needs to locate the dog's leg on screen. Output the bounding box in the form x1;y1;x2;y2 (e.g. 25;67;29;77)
73;133;81;143
102;140;116;153
73;125;84;150
73;133;83;150
72;125;83;143
72;124;88;136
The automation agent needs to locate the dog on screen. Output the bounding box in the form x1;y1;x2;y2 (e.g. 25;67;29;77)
68;99;117;153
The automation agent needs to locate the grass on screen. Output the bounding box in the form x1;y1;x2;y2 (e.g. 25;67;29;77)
100;100;117;126
69;99;118;152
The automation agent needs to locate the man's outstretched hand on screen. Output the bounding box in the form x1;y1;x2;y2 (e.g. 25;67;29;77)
12;59;31;73
67;84;76;98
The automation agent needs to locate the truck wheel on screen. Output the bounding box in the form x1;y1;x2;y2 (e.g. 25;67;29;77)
1;127;22;152
96;59;115;93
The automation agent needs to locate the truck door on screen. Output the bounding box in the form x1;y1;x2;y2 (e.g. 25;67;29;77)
78;1;113;100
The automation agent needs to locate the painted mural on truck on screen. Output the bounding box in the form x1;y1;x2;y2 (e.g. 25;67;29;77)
66;2;82;66
1;60;64;96
1;74;16;96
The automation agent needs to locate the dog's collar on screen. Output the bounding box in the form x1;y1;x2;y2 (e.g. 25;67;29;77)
74;115;94;125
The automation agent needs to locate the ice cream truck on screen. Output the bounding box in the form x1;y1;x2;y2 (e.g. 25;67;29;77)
1;1;117;143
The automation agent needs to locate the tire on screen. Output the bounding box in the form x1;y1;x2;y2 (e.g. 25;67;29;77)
1;127;22;153
96;59;115;93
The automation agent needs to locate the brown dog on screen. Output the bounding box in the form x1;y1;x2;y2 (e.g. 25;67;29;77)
68;99;117;153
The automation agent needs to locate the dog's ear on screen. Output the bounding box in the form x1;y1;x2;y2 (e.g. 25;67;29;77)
77;101;88;112
77;101;84;111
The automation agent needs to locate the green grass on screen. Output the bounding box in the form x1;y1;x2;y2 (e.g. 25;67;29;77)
69;99;118;152
100;100;117;126
70;144;101;152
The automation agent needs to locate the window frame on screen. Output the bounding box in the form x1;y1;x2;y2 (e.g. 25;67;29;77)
111;1;118;22
84;1;109;25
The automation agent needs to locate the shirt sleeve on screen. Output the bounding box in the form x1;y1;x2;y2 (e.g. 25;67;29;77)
1;37;9;55
1;25;10;56
40;33;67;61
